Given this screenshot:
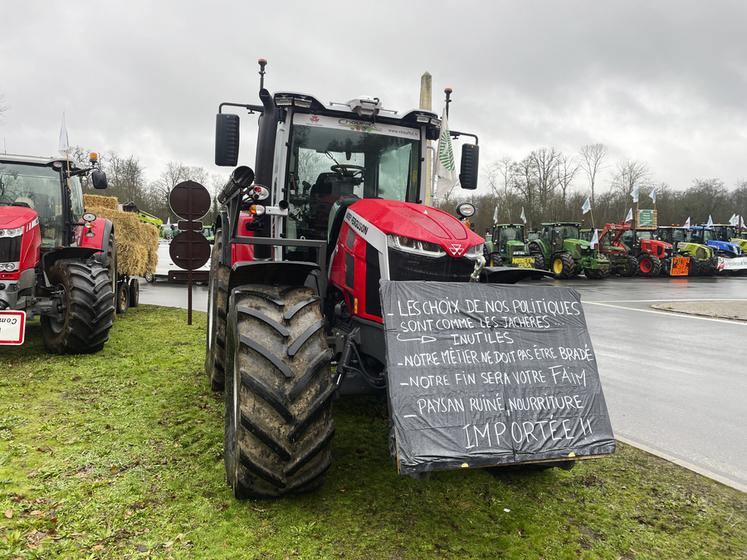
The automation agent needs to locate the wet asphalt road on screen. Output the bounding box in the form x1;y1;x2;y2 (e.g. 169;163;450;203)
140;275;747;491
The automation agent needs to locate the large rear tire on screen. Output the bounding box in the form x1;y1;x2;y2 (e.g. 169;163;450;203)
41;259;115;354
621;255;638;277
205;230;230;391
224;285;335;498
532;252;546;271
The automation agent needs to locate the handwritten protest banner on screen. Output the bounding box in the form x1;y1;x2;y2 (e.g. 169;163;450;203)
381;281;615;474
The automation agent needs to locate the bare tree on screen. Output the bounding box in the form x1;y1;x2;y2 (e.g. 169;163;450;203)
612;159;650;198
556;154;579;207
580;143;607;206
150;162;208;220
529;147;561;214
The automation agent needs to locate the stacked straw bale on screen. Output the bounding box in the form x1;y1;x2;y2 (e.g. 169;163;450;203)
83;194;159;277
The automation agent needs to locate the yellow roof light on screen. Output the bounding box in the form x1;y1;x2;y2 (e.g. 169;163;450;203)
88;152;99;163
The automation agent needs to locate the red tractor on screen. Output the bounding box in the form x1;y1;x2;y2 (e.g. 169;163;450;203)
0;153;115;353
596;222;672;277
205;61;547;498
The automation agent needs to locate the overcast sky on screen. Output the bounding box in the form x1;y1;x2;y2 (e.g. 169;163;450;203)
1;1;746;193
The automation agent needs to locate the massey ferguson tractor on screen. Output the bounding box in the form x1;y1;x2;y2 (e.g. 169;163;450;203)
205;61;549;498
527;222;610;279
0;153;115;353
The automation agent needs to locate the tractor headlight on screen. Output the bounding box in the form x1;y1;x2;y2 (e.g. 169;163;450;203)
0;227;24;238
465;243;485;259
387;235;446;257
0;262;19;272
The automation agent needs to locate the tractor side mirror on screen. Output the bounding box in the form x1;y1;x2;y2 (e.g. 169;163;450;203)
215;113;240;166
91;169;108;189
459;143;479;190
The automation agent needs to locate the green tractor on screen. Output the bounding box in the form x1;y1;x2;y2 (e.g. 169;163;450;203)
488;223;543;269
656;226;716;275
528;222;610;279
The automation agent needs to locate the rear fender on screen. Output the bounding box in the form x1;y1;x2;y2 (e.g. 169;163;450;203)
229;261;322;296
41;247;100;284
78;217;113;254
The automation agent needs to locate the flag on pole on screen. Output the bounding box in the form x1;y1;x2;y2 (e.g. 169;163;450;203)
706;215;714;228
520;206;527;224
683;216;691;228
631;184;639;203
435;109;457;196
590;228;599;249
581;196;591;215
492;205;498;225
624;208;633;223
729;213;737;226
649;187;657;204
58;112;70;155
741;215;746;229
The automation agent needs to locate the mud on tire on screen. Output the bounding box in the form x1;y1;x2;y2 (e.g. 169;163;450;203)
41;259;115;354
224;284;335;498
205;230;230;391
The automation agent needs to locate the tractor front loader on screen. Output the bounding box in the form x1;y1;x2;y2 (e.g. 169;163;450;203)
205;61;553;498
0;153;115;353
528;222;610;279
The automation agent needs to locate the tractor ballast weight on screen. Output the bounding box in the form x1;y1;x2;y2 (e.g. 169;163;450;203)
206;62;556;498
528;222;610;279
0;154;115;352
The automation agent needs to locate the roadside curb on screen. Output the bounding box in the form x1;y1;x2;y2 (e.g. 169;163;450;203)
616;435;746;494
650;302;747;322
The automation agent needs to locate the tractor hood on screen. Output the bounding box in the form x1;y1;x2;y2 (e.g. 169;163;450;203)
347;199;484;255
0;205;37;231
707;240;741;255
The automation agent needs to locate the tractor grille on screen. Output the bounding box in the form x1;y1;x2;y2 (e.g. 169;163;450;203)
389;248;475;282
0;236;21;263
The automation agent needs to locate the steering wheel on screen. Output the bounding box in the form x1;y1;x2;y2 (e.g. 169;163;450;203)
330;164;364;177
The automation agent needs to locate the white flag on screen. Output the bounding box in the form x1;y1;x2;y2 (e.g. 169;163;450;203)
741;215;746;229
649;187;657;204
581;196;591;215
683;216;691;228
58;112;70;155
590;228;599;249
435;110;457;195
520;206;527;224
624;208;633;223
706;215;714;228
729;213;737;226
492;205;498;224
631;184;639;204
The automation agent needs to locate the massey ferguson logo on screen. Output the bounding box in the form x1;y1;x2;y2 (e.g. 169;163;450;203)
310;115;320;123
449;243;464;256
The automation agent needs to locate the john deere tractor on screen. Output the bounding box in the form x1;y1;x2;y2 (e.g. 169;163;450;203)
528;222;609;279
656;226;716;275
488;223;543;269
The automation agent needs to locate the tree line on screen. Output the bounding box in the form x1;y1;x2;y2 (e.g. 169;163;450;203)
70;146;226;224
440;143;747;236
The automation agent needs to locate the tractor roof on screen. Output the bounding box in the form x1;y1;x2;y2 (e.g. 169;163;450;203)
0;153;69;166
495;223;525;228
274;91;439;126
541;222;581;227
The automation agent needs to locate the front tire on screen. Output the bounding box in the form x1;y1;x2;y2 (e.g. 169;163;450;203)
638;254;661;277
224;285;335;498
205;230;230;391
41;259;115;354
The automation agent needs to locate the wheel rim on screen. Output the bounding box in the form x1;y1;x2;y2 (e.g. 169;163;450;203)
640;259;652;273
118;286;127;310
553;258;564;274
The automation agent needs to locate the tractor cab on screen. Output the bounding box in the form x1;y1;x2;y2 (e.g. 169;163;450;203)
707;224;747;254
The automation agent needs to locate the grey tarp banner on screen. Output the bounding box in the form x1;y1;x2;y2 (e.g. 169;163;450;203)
380;281;615;474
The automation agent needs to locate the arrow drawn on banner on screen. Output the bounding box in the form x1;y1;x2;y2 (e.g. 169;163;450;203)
396;334;436;343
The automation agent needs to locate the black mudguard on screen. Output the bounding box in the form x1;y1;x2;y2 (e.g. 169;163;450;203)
229;260;322;295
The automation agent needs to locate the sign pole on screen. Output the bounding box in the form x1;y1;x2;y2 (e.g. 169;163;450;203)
188;268;193;325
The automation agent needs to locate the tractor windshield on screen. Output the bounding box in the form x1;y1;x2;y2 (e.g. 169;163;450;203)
0;162;64;247
556;225;580;239
285;114;420;241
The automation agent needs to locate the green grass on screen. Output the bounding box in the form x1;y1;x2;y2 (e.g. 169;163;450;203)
0;305;745;559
